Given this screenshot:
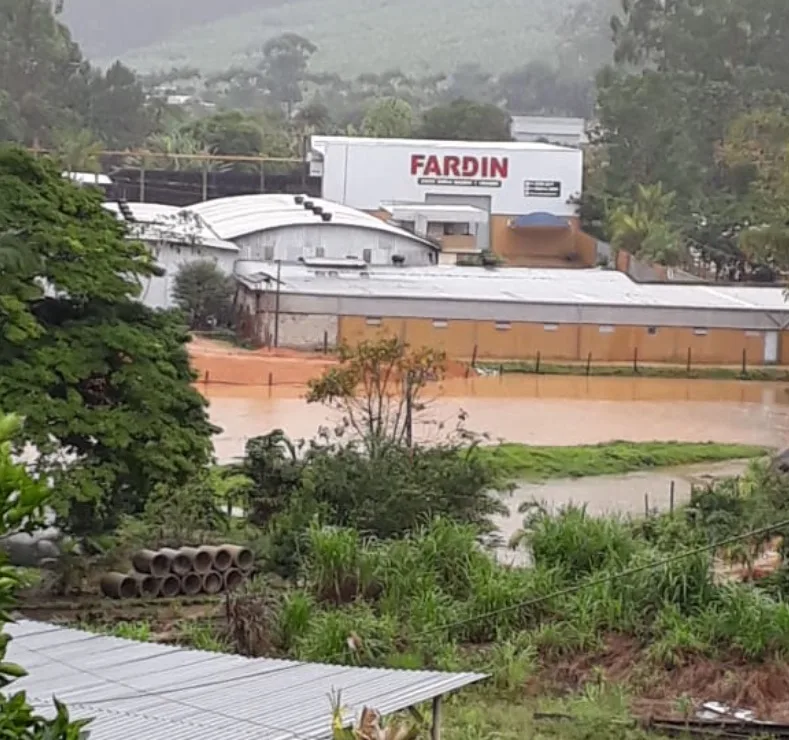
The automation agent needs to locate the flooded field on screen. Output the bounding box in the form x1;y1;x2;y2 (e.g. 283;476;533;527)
494;459;750;564
202;374;789;463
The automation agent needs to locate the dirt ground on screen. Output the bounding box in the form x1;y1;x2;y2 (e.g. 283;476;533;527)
188;336;472;388
535;634;789;722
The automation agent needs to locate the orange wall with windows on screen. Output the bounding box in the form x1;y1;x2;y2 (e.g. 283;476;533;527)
337;316;767;365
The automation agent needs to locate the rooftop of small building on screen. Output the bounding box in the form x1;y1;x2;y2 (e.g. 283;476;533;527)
6;619;485;740
104;195;437;251
233;262;789;313
310;135;578;153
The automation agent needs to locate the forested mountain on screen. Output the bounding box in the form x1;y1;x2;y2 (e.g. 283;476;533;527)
61;0;616;76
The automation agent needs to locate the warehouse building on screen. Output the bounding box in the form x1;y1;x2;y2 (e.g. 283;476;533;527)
309;136;600;268
103;201;239;309
105;194;439;309
233;262;789;365
184;193;438;266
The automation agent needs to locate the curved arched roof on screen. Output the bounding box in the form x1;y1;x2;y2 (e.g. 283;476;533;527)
181;194;437;249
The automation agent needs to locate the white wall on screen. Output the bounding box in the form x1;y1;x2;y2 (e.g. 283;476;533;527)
139;241;238;310
232;224;436;266
313;137;583;217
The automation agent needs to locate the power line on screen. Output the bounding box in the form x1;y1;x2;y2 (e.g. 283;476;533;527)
23;516;789;708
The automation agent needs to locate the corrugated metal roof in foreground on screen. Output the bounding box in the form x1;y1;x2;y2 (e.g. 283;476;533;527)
233;262;789;313
5;620;485;740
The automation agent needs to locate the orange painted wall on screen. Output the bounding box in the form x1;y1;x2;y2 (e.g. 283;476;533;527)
337;317;768;366
489;216;597;267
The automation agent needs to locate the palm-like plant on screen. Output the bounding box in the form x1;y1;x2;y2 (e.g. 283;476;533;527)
608;183;684;266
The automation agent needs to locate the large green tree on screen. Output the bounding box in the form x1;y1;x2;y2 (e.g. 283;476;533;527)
0;147;215;536
591;0;789;271
417;98;512;141
360;98;413;138
0;0;151;149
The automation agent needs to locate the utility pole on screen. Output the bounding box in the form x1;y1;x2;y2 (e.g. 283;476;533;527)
273;260;282;348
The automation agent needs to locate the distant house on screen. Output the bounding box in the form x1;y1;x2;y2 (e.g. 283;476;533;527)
510;116;587;147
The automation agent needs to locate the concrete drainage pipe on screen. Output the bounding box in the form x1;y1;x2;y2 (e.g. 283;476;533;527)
158;574;181;598
199;545;233;572
224;545;254;572
129;572;159;598
178;546;213;574
100;572;137;600
180;572;202;596
201;570;223;595
132;549;170;578
158;548;192;576
223;568;244;592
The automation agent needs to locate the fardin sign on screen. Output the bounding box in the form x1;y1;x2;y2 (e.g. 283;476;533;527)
410;154;508;188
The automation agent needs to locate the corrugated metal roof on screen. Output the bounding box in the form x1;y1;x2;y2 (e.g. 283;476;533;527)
183;194;437;249
311;135;575;153
102;202;238;252
5;620;484;740
233;262;789;313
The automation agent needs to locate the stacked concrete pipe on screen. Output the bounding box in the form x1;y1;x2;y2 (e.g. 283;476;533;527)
100;544;255;600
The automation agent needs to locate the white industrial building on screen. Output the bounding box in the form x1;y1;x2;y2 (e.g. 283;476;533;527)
184;194;438;265
103;201;239;309
104;193;438;309
308;136;588;265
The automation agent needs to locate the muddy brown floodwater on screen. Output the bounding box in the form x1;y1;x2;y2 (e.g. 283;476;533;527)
202;374;789;463
202;374;789;559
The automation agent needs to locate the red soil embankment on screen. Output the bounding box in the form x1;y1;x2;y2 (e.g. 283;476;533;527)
188;337;337;387
188;337;472;388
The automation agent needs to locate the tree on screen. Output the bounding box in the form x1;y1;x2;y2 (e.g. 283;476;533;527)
257;32;317;114
172;260;235;330
53;127;103;174
83;61;152;150
0;412;88;737
594;0;789;265
306;337;445;456
0;0;151;149
417;99;512;141
184;111;266;157
360;98;413;138
497;61;594;117
608;183;684;266
0;147;215;536
719;109;789;270
0;0;85;145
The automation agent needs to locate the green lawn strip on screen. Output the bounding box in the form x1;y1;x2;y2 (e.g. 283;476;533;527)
479;361;789;382
474;441;770;481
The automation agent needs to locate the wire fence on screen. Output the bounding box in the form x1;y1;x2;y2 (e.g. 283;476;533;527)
475;345;779;380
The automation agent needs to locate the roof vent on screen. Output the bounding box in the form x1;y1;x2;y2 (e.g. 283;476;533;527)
321;212;333;222
117;199;135;222
294;195;305;205
304;200;314;210
312;205;324;215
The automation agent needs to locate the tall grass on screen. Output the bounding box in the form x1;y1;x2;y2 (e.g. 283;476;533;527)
270;461;789;673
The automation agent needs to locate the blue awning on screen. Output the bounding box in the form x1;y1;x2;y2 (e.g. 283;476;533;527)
510;212;570;229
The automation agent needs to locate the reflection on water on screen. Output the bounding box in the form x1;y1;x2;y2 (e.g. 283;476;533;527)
202;375;789;463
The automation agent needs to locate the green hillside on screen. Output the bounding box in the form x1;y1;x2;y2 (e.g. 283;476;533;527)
87;0;602;77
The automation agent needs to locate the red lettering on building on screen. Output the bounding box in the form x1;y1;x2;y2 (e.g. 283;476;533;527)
410;153;509;180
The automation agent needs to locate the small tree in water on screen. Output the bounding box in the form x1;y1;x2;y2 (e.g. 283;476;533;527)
306;337;445;455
